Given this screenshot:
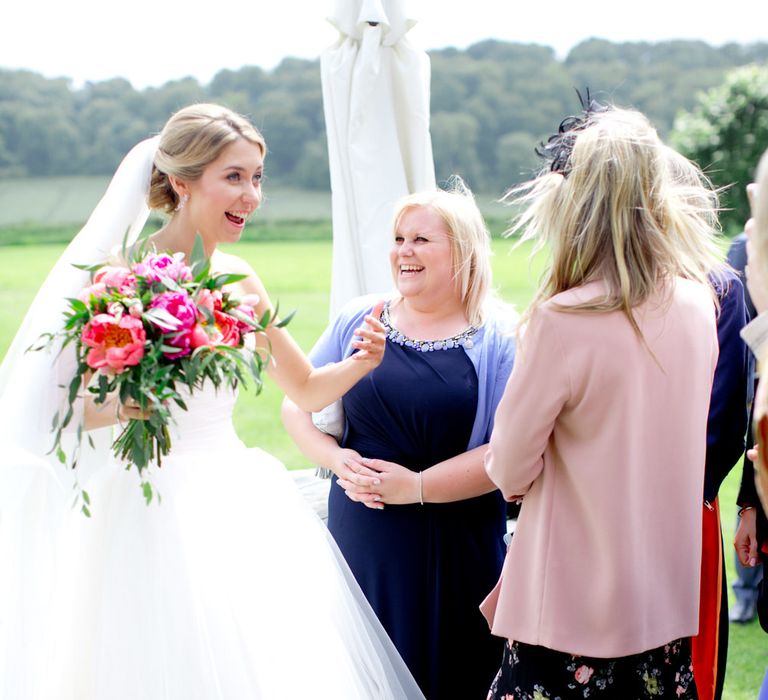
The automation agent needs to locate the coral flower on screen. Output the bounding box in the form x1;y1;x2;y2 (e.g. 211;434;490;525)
188;312;241;349
214;311;241;347
82;314;146;374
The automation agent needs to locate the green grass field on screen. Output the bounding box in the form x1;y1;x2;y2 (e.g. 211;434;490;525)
0;231;766;697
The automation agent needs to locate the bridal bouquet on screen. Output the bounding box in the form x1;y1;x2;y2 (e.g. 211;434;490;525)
36;237;289;513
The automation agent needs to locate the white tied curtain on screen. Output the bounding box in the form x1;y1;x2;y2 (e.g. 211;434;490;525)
321;0;436;317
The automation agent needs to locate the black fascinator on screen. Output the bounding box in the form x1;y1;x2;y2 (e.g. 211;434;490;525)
536;88;611;177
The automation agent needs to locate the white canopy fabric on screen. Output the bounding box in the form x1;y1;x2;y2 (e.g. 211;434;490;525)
321;0;436;317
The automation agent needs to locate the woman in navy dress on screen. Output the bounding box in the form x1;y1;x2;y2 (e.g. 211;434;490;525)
282;181;516;699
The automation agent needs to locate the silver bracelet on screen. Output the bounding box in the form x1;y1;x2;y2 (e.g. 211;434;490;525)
418;470;424;505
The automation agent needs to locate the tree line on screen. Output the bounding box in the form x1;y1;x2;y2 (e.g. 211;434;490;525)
1;38;767;196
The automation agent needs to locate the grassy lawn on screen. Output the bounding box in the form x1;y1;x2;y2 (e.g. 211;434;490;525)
0;235;766;697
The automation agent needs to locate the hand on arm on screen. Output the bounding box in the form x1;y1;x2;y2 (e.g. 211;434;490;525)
343;445;496;508
280;397;381;489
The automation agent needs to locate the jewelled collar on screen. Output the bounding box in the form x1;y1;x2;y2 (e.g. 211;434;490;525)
381;301;478;352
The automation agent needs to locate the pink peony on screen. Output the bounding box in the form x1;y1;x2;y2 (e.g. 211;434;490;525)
93;266;136;295
132;253;192;284
232;293;260;334
78;281;107;304
574;666;594;685
197;288;223;318
82;313;146;374
148;291;198;358
232;303;256;333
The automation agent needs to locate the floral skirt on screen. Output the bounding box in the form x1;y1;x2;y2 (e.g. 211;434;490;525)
487;637;697;699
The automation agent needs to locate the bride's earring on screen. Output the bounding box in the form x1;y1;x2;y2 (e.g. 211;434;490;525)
175;194;189;212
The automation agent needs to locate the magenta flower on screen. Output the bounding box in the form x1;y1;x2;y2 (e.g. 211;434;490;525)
148;291;198;358
132;253;192;284
81;313;146;374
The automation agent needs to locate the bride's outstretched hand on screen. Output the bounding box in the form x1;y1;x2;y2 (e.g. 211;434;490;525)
350;300;386;369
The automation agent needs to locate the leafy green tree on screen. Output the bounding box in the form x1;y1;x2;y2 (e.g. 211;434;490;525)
496;131;541;188
293;137;330;190
671;63;768;233
2;39;768;190
430;111;483;188
209;66;271;105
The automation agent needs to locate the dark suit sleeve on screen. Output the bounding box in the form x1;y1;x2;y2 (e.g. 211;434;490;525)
704;272;750;502
737;403;759;507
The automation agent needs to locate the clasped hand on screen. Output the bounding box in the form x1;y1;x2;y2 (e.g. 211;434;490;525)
334;449;420;509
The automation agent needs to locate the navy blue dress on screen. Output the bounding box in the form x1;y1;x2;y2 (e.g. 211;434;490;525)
328;325;506;699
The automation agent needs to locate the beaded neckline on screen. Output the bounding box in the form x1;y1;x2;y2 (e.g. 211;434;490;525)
381;302;478;352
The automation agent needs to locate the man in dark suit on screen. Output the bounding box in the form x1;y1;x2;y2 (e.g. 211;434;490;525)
728;232;766;625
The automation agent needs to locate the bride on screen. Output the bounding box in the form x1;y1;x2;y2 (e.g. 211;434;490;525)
0;103;424;699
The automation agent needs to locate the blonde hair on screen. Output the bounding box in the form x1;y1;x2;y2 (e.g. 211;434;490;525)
391;178;493;327
149;103;266;213
508;107;722;335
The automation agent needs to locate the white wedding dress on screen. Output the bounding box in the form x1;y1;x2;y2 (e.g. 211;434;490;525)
0;385;423;699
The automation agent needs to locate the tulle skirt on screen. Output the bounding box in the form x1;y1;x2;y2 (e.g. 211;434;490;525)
0;443;423;699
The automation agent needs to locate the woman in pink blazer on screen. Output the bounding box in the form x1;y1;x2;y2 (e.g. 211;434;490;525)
482;104;724;699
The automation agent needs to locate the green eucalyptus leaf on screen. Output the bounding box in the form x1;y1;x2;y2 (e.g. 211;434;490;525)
68;374;81;405
65;298;90;314
97;374;109;404
71;262;105;273
274;309;296;329
210;273;247;288
190;233;206;267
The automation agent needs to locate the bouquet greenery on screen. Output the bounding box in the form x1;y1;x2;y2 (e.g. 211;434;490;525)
34;237;289;514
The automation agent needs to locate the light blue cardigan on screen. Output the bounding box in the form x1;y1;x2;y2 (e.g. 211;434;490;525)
309;295;517;450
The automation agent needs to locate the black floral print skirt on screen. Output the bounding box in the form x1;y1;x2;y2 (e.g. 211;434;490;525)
487;637;697;699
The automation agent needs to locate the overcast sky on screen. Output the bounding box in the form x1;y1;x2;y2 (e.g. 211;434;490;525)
2;0;765;89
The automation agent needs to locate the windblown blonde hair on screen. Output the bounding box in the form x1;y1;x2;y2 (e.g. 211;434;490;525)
149;103;266;214
391;177;493;327
508;107;723;335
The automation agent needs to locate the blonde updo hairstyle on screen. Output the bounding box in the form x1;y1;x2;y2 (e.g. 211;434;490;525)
508;107;722;336
149;103;266;214
391;177;493;327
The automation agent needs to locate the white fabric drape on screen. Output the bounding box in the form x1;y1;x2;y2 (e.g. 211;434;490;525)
321;0;435;317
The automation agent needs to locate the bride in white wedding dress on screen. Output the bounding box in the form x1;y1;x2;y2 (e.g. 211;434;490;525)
0;103;424;700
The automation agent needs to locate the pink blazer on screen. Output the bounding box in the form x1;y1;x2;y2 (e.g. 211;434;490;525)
482;278;718;657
